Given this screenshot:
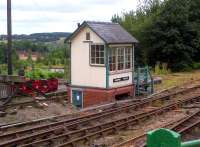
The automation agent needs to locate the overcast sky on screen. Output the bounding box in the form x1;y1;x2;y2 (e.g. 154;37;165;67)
0;0;138;34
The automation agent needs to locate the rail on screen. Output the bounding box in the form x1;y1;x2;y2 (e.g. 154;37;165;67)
147;128;200;147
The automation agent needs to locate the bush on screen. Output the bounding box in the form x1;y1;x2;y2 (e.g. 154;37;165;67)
26;68;64;79
192;62;200;70
172;61;193;72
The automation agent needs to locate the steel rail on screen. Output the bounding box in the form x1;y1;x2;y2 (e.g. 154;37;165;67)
6;95;199;147
54;95;200;147
0;85;197;140
1;84;198;132
115;110;200;147
0;86;199;147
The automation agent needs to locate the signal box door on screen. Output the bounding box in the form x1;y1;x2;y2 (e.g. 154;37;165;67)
72;90;83;108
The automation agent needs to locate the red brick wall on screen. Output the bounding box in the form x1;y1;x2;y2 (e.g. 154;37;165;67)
68;84;135;108
67;86;71;102
83;88;114;107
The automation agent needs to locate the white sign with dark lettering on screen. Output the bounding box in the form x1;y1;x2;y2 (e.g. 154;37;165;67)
113;76;129;83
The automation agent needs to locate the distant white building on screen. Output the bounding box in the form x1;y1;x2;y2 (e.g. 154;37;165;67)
66;21;138;108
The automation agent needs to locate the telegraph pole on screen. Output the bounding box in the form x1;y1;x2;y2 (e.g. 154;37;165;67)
7;0;13;75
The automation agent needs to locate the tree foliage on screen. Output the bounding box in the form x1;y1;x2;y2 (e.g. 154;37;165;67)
0;42;6;64
112;0;200;71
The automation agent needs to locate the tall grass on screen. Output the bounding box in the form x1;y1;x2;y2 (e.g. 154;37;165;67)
154;62;171;75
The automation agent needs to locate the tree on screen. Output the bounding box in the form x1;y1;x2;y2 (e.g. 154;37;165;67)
0;42;6;64
147;0;200;71
112;0;163;66
112;0;200;71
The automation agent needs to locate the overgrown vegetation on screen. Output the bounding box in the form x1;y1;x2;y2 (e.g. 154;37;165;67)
26;68;64;79
112;0;200;72
0;40;69;79
154;62;171;75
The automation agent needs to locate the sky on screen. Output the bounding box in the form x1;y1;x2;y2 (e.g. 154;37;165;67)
0;0;137;34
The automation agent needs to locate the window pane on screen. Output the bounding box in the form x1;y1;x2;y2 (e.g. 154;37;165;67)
96;45;99;52
91;49;95;57
100;45;104;52
96;57;100;64
96;51;99;57
125;47;131;69
100;51;104;57
91;45;95;51
91;45;95;64
100;58;104;64
91;57;95;64
117;48;124;70
109;48;116;71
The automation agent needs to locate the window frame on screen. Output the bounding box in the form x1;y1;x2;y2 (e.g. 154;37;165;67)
109;46;132;74
86;32;90;41
90;43;105;67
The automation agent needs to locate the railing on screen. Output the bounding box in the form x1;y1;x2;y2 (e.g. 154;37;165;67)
147;128;200;147
0;83;15;98
135;66;154;96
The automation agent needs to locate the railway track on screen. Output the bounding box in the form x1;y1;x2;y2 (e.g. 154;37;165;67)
115;109;200;147
0;92;200;147
0;84;198;129
1;84;199;132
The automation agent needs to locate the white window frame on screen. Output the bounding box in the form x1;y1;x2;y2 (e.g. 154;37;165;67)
109;46;132;74
90;43;105;66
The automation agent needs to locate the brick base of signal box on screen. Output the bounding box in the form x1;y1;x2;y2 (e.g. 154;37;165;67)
67;84;135;108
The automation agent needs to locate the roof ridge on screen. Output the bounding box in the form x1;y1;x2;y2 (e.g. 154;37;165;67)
85;21;119;25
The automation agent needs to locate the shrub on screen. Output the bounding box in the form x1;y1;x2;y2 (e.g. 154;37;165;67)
192;62;200;69
26;68;64;79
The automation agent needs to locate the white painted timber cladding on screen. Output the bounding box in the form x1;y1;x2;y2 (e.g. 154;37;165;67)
71;27;107;88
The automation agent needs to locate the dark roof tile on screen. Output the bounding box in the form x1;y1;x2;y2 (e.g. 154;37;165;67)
86;21;138;43
67;21;138;44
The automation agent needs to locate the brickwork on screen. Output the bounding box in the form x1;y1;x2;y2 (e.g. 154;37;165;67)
68;84;135;108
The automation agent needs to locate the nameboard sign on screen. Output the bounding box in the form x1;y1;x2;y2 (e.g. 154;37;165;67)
113;76;129;83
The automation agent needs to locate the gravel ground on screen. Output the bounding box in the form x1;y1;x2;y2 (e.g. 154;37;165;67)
0;101;78;125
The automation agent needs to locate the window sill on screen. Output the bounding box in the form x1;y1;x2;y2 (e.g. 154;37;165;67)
109;69;132;75
90;64;106;67
83;40;93;43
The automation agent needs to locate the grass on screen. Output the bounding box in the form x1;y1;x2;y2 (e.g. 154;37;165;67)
154;70;200;92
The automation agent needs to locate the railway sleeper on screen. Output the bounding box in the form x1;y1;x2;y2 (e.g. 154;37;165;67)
2;94;200;146
22;103;197;146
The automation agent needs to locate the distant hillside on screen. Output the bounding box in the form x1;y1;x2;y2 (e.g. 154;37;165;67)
0;32;71;43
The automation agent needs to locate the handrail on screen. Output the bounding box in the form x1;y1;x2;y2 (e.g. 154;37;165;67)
181;139;200;147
